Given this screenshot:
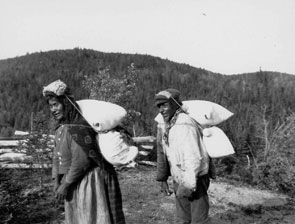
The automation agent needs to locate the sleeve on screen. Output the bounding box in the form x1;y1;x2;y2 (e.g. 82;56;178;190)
175;124;203;190
156;126;170;181
64;131;92;184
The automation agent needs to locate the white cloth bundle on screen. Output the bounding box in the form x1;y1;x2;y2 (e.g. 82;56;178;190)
202;127;235;158
97;131;138;166
77;99;127;131
77;99;138;166
155;100;234;126
181;100;234;126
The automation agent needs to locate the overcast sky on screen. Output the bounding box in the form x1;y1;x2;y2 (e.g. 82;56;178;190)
1;0;294;75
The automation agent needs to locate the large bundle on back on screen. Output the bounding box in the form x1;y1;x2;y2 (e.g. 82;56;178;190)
181;100;234;126
155;100;235;158
77;99;127;131
77;99;138;166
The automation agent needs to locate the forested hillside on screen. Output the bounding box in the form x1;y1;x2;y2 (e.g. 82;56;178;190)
0;48;220;135
1;48;295;192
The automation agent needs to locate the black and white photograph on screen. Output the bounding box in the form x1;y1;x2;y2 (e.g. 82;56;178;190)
0;0;295;223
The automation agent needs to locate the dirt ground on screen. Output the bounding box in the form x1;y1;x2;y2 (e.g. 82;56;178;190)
118;166;295;224
51;165;294;224
2;164;294;223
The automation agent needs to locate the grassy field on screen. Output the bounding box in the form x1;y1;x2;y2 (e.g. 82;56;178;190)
1;165;295;224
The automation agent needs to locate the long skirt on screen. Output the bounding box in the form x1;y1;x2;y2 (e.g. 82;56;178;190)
65;166;125;224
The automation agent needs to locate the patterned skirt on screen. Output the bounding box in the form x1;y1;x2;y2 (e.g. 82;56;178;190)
64;166;125;224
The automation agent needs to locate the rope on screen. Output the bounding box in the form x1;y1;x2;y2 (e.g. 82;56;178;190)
65;95;94;129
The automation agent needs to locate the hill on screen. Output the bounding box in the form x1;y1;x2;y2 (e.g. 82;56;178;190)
1;48;295;195
1;48;295;137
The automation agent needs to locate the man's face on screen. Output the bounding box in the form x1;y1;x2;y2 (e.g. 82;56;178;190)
48;98;65;121
157;101;178;122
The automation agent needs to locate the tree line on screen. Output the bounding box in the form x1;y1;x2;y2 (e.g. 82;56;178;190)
1;48;295;194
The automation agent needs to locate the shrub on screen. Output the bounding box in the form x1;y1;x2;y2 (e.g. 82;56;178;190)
0;168;59;224
253;113;295;196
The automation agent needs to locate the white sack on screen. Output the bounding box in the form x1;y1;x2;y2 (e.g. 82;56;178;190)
155;100;233;126
97;131;138;166
202;127;235;158
77;99;127;131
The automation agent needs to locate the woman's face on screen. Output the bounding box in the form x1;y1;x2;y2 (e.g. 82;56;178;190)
48;97;65;121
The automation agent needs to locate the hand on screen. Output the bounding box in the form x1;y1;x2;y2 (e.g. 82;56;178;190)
55;182;70;201
176;184;195;199
160;181;173;196
53;174;63;193
53;181;60;193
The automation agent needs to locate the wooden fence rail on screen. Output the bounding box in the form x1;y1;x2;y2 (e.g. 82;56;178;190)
1;134;157;169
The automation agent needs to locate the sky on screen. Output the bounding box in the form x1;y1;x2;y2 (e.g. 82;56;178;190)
0;0;295;75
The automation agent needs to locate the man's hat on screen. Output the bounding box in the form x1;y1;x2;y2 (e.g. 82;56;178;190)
155;88;181;106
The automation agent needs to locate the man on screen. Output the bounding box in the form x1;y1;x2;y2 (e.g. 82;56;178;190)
155;88;211;224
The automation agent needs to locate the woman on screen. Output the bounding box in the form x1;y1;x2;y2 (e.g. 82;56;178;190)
43;80;125;224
